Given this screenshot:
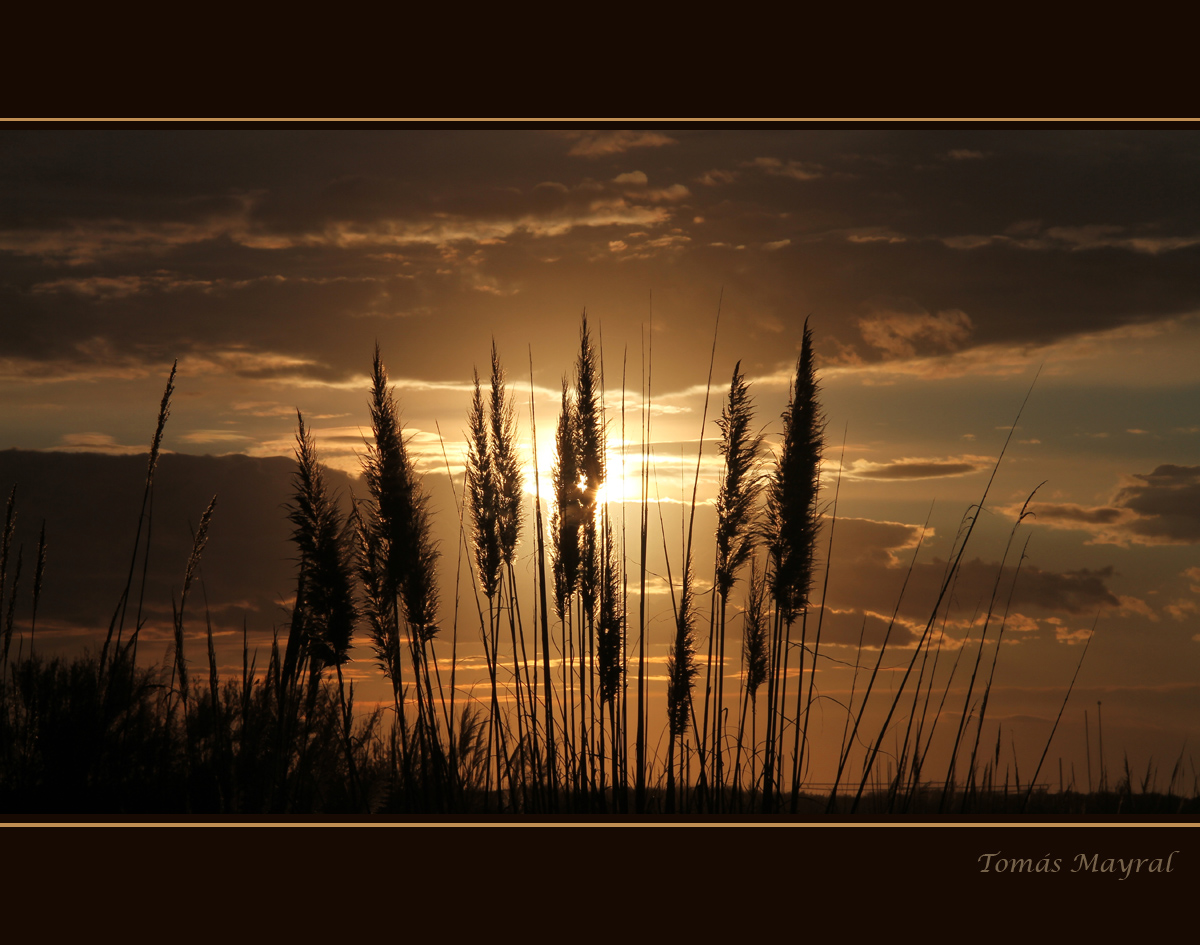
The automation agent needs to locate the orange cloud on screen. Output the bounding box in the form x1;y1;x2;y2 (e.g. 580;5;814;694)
564;131;677;157
859;308;973;359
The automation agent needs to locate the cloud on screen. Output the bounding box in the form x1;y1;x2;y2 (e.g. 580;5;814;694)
230;402;346;420
613;171;648;185
1166;599;1199;621
609;232;692;262
814;515;1121;649
643;184;691;203
940;221;1200;257
0;338;370;390
1005;564;1121;613
565;131;677;157
1;177;681;270
743;157;823;181
1113;465;1200;543
844;228;908;244
947;149;985;160
697;168;738;186
859;307;973;358
610;171;690;204
56;433;148;454
30;272;379;300
832;516;929;565
1117;595;1158;621
0;208;254;265
179;431;252;444
299;202;674;248
178;346;324;378
1024;503;1128;526
813;607;920;648
1043;225;1200;255
28;272;297;299
0;345;159;384
844;456;990;481
1185;566;1200;593
820;314;1197;384
1012;465;1200;546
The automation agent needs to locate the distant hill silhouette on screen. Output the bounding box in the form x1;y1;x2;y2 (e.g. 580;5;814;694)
0;449;360;655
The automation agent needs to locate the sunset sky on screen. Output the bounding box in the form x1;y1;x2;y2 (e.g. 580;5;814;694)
2;126;1197;788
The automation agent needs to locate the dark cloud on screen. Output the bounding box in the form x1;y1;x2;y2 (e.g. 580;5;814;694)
5;128;1200;391
849;460;983;481
1026;504;1125;525
824;516;924;566
827;553;1119;627
818;516;1121;646
995;562;1120;614
1020;465;1200;545
1114;464;1200;543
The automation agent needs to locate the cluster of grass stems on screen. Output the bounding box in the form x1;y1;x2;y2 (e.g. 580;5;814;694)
2;316;1198;818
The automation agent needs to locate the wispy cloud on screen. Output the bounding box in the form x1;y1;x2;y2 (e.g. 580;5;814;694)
743;156;823;181
844;455;992;481
1006;464;1200;546
30;272;379;300
940;221;1200;256
55;433;149;454
1;180;683;267
563;130;678;157
179;431;253;444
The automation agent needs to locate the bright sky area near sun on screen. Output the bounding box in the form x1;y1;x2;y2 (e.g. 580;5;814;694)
1;127;1198;787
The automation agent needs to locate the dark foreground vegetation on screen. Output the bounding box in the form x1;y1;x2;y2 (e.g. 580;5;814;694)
2;315;1196;819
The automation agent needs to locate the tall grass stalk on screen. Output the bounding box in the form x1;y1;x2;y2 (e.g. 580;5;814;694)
598;519;622;801
709;360;763;806
665;298;718;811
635;312;652;813
467;366;507;802
959;488;1044;809
665;549;697;813
29;522;45;660
0;487;16;676
826;514;929;813
529;346;557;806
489;342;537;807
550;378;581;799
170;495;217;716
850;372;1040;814
287;412;361;809
618;345;630;813
106;360;176;672
1022;614;1096;812
2;547;21;675
762;318;823;811
361;345;448;805
732;556;768;805
574;313;604;802
791;430;845;812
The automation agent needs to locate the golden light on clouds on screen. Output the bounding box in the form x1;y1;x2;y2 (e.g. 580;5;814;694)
5;128;1200;815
